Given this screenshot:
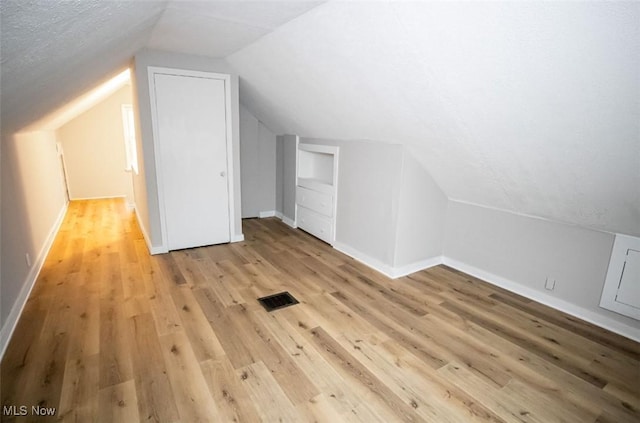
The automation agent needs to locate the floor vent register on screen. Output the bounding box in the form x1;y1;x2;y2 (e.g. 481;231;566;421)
257;291;299;312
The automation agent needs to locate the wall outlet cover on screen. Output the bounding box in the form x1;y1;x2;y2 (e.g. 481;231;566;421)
545;277;556;291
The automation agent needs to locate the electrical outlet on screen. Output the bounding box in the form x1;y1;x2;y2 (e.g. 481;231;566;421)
25;253;32;267
545;277;556;291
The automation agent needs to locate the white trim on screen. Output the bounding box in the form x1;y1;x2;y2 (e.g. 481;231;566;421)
298;143;338;155
134;206;166;255
296;141;339;244
333;242;396;279
391;257;443;278
259;210;276;218
0;202;68;361
333;242;441;279
223;73;238;248
276;210;297;228
327;239;640;341
331;147;339;244
294;135;299;226
442;257;640;342
69;195;127;201
600;234;640;320
282;215;297;229
148;67;236;251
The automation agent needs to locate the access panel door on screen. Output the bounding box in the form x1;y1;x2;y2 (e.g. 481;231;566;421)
153;72;230;250
601;234;640;320
615;248;640;310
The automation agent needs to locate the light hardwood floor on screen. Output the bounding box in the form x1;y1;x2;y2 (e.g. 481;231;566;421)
1;199;639;422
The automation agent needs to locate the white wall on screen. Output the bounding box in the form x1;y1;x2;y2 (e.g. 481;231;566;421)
301;138;404;267
281;134;297;224
276;135;284;216
240;105;260;218
130;61;152;248
287;137;448;277
1;130;68;354
57;85;134;204
443;201;640;339
239;105;276;218
132;49;243;252
258;122;276;216
393;149;447;270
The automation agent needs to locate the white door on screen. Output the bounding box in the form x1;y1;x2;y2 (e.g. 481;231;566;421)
153;72;230;250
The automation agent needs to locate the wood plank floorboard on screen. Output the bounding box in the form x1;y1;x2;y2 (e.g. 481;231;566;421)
1;198;639;422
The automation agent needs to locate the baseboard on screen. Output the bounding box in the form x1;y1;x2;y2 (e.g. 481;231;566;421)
281;215;297;229
326;243;640;341
275;211;284;219
150;246;168;255
333;242;397;278
333;242;442;279
134;206;165;255
69;195;126;200
259;210;276;218
442;257;640;342
0;202;68;361
391;256;443;278
134;207;244;251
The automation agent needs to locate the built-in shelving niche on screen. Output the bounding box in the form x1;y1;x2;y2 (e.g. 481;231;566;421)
296;143;339;244
297;144;338;194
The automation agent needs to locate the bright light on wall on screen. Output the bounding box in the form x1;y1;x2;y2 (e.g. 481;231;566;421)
25;69;131;131
121;104;139;174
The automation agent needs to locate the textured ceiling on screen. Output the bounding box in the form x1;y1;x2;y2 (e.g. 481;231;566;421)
227;1;640;237
1;0;638;236
147;0;324;58
0;0;322;132
0;0;167;133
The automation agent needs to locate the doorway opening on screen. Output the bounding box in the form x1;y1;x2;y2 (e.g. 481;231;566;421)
54;69;136;209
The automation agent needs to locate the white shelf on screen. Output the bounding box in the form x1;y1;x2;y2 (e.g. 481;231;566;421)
296;142;339;245
298;149;335;184
297;177;334;194
298;143;339;155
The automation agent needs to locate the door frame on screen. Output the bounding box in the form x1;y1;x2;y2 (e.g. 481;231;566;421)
148;66;236;252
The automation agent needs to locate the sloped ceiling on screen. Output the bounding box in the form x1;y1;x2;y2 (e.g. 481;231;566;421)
0;0;167;133
227;1;640;237
1;1;638;237
147;0;324;57
0;0;322;132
